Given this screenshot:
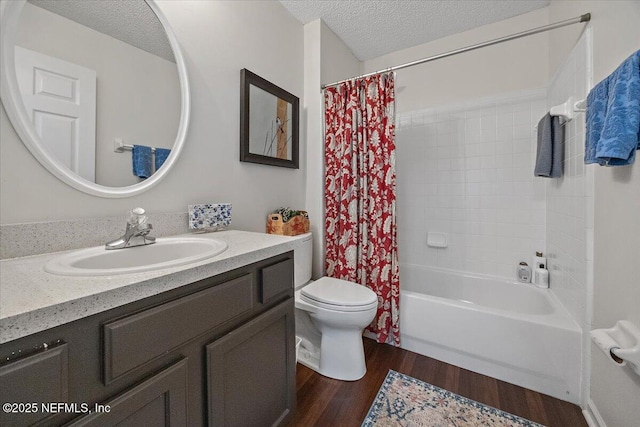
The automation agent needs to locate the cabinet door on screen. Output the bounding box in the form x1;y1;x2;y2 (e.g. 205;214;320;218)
207;300;296;427
0;344;67;427
68;358;188;427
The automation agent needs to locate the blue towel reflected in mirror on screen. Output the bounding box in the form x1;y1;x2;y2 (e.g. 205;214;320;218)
132;145;153;179
132;146;172;179
155;148;171;171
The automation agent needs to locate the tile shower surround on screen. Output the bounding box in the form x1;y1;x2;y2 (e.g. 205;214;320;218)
543;29;592;406
545;30;593;332
396;89;547;280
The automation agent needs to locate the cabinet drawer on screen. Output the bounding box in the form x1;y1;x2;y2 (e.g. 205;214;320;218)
104;274;254;383
0;343;68;427
68;358;188;427
260;259;293;303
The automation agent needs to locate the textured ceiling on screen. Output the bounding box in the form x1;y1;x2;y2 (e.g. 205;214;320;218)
280;0;550;61
27;0;175;63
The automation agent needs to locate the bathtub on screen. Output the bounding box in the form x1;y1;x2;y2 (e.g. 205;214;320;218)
399;264;582;404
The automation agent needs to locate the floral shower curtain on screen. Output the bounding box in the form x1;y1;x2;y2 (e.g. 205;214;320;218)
324;73;400;346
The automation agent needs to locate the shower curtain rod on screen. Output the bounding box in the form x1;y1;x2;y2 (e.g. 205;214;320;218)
321;13;591;90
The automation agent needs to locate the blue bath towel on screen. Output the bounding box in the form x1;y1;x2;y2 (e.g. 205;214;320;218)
585;78;609;164
132;145;152;179
155;148;171;171
585;50;640;166
534;113;564;178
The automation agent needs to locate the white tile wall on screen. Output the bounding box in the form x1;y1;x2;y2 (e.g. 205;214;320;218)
396;89;547;280
545;29;593;331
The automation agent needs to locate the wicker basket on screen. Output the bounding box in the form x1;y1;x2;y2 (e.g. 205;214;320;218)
266;212;310;236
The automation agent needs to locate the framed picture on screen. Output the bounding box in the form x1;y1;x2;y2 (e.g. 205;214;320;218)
240;69;299;168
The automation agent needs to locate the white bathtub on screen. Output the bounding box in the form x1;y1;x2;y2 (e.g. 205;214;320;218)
400;264;582;404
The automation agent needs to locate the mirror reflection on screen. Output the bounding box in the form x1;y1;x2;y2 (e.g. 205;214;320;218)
14;0;181;187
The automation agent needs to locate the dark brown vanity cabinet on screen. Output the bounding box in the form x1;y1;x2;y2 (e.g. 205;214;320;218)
67;358;189;427
0;252;295;427
0;344;69;427
207;300;296;427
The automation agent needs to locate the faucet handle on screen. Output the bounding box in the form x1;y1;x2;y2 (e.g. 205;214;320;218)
127;207;147;226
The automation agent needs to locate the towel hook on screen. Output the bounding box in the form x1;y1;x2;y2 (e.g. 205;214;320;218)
533;97;586;131
574;98;587;112
549;96;587;122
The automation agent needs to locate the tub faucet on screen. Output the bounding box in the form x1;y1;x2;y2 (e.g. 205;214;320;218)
105;207;156;250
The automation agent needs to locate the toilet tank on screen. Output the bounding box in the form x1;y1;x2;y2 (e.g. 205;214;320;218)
294;233;313;288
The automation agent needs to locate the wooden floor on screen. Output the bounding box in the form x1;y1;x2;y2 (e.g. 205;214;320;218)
287;338;587;427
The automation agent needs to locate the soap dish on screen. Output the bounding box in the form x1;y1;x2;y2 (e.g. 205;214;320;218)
427;232;448;248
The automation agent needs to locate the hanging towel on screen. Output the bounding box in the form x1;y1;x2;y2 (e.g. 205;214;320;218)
155;148;171;171
132;145;152;179
585;50;640;166
585;78;609;164
534;113;564;178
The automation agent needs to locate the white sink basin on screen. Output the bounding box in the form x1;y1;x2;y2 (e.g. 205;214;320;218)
44;237;228;276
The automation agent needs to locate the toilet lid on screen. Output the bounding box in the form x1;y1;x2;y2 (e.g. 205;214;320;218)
301;277;377;307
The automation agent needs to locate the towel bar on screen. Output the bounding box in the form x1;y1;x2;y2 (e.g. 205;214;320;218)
113;138;157;153
533;97;586;131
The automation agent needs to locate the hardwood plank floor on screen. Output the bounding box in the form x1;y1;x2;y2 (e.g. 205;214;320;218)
287;338;586;427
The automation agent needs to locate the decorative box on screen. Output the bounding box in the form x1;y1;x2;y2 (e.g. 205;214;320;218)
188;203;232;231
266;210;309;236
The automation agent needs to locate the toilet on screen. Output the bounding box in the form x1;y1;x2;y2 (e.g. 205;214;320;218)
293;233;378;381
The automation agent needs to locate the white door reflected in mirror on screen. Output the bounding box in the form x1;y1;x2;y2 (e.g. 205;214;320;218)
15;46;97;182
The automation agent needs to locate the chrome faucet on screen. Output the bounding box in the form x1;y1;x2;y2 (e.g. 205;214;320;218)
105;207;156;250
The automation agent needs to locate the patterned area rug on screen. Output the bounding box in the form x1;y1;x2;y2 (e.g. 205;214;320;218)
362;370;544;427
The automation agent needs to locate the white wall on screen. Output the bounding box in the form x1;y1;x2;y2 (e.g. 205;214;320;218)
15;2;180;187
320;21;361;86
303;20;323;278
363;8;549;113
1;0;305;233
304;19;361;278
549;1;640;424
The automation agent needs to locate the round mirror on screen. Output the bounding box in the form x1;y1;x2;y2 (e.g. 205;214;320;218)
0;0;189;197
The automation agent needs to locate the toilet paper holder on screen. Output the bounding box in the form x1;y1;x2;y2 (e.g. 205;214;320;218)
590;320;640;376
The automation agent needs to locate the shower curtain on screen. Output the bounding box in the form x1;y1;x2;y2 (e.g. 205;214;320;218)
324;72;400;346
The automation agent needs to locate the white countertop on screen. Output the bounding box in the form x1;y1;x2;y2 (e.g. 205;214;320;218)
0;230;306;344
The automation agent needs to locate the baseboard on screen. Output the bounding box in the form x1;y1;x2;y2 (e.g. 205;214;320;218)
363;330;377;341
583;399;606;427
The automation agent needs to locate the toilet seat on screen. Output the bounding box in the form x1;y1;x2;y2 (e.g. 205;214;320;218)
300;277;378;312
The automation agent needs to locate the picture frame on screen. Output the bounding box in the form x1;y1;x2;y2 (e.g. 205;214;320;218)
240;68;299;168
